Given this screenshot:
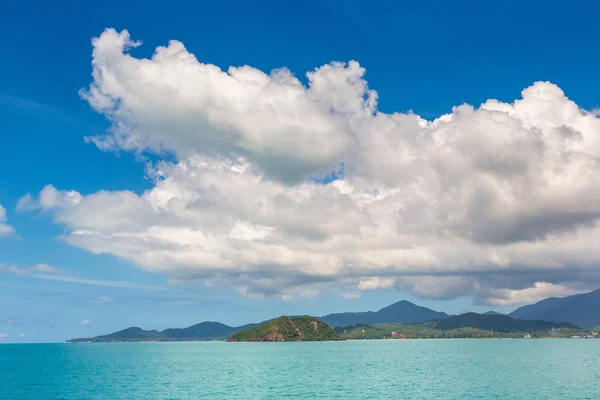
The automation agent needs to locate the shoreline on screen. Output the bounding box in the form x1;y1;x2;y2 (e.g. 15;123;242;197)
64;336;599;344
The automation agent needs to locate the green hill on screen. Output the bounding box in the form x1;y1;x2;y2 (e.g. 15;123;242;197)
427;312;579;332
228;316;341;342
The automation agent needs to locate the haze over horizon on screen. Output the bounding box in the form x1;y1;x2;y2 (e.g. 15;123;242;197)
2;0;600;343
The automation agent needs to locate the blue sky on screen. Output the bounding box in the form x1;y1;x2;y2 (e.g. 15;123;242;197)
2;0;600;343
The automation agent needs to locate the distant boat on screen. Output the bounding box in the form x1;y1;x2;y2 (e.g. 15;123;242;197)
523;333;531;339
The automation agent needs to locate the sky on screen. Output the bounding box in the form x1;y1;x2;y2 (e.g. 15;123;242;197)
2;0;600;343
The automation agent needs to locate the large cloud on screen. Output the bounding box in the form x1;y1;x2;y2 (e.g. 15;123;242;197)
19;28;600;305
80;29;375;183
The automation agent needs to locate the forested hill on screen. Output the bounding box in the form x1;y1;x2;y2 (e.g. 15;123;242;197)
339;313;586;340
427;312;578;332
228;316;341;342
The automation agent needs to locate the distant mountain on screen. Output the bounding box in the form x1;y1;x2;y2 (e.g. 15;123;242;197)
339;313;584;340
320;300;448;327
67;321;256;342
68;300;447;342
510;289;600;329
228;316;341;342
427;313;578;332
98;327;164;340
68;291;600;343
161;321;241;339
483;311;505;316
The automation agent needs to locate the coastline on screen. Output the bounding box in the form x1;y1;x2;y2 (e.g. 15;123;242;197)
65;336;598;344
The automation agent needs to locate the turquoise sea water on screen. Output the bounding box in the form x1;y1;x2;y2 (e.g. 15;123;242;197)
1;340;599;399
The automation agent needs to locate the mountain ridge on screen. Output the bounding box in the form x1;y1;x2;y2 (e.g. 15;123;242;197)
339;313;586;340
67;291;600;342
320;300;448;327
67;299;448;342
67;321;258;342
510;289;600;328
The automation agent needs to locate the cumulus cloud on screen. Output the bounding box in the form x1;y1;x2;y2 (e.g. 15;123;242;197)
80;320;91;325
0;333;8;340
0;204;16;237
79;28;373;183
19;28;600;306
17;186;81;211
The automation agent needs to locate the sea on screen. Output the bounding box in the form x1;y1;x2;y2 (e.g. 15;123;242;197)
1;339;599;399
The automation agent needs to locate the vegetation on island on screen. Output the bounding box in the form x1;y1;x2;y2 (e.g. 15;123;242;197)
228;316;342;342
67;295;600;343
337;313;589;340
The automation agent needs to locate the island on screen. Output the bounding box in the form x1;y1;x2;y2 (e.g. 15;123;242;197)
228;316;342;342
66;299;598;343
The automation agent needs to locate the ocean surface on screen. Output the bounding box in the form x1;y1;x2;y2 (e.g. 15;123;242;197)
1;339;599;399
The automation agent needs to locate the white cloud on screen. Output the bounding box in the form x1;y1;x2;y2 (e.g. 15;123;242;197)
92;296;115;303
482;282;589;307
1;263;167;291
19;28;600;306
17;333;25;337
358;278;395;291
31;264;64;273
32;273;168;291
17;185;81;211
0;204;16;237
0;333;8;339
16;194;37;212
338;292;363;300
1;263;63;275
80;28;370;183
80;320;91;325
